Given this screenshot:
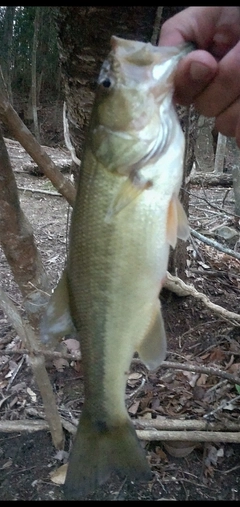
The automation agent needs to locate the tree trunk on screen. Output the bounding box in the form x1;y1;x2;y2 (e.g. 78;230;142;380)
31;6;41;142
1;6;15;104
0;127;50;328
168;106;198;281
230;138;240;223
214;133;227;173
0;71;76;205
52;6;160;171
53;6;191;281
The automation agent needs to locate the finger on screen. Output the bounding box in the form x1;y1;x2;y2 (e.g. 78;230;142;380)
194;41;240;117
172;51;218;106
159;7;221;47
235;115;240;149
159;7;240;53
215;97;240;138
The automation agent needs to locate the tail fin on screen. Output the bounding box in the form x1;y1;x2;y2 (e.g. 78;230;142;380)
64;410;151;499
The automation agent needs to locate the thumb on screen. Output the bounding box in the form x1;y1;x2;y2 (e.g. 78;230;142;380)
173;51;218;105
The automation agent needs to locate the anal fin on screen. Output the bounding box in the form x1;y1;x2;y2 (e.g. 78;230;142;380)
137;304;166;371
40;268;75;348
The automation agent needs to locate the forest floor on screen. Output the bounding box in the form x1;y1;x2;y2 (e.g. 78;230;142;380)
0;127;240;500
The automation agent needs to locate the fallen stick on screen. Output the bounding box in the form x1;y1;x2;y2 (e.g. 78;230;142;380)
133;418;240;432
0;286;64;450
17;186;62;197
136;430;240;443
4;347;240;385
190;227;240;261
1;419;240;443
0;418;76;435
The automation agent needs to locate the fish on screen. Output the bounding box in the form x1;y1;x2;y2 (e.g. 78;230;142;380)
40;36;193;499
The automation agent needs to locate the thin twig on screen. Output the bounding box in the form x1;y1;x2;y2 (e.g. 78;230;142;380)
0;286;64;449
159;360;240;386
203;394;240;419
3;346;240;385
190;228;240;261
189;189;235;217
18;186;62;197
6;355;26;391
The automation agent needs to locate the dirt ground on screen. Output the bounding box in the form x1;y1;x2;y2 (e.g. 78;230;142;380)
0;130;240;500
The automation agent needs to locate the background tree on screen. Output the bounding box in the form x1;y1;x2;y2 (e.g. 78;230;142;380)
0;6;60;139
0;6;15;103
52;6;193;278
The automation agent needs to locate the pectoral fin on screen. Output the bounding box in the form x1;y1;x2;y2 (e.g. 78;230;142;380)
40;268;75;348
105;177;150;223
166;194;189;248
136;305;166;371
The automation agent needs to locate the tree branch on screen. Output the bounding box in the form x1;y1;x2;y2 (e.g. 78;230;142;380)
1;418;240;444
0;68;76;206
0;285;64;450
190;227;240;261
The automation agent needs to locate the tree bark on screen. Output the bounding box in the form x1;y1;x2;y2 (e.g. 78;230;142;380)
31;6;41;142
168;106;199;281
190;173;233;187
52;6;159;171
214;133;227;173
228;137;240;222
0;127;50;328
1;6;15;104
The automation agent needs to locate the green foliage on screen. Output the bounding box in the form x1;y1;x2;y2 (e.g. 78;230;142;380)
235;384;240;394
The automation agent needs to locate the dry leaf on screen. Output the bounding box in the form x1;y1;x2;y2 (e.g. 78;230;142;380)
50;463;68;484
205;444;218;467
217;447;224;458
208;348;226;362
163;441;196;458
5;360;18;378
53;357;69;372
9;396;19;408
27;387;37;403
182;371;199;387
227;363;240;375
0;380;8;389
155;446;168;461
128;372;142;380
2;458;13;469
229;339;240;353
11;382;26;393
128;400;140;415
196;373;208;386
127;372;142;387
140;412;152;420
0;395;12;408
64;338;80;353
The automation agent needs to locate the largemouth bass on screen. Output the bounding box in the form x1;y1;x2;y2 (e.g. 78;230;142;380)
41;36;193;499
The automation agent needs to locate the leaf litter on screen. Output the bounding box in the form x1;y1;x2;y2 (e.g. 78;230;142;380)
0;167;240;499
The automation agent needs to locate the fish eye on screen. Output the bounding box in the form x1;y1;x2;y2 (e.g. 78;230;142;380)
100;78;112;89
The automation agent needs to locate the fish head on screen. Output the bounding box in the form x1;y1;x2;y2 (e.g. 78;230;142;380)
89;36;194;173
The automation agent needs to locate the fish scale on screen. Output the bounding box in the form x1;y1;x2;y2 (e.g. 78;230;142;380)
40;36;194;499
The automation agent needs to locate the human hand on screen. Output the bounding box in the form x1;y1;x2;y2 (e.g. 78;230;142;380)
158;7;240;146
